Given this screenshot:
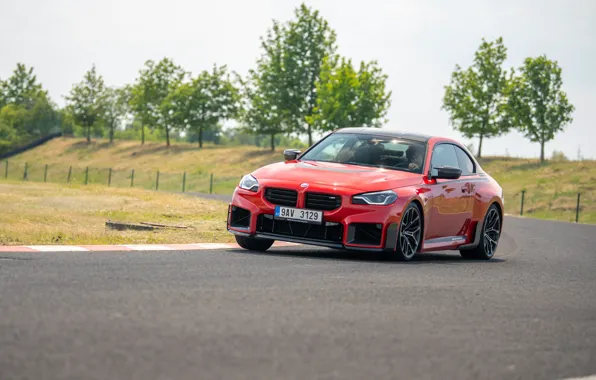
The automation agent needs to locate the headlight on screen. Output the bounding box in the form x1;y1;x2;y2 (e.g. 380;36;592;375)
239;174;259;192
352;190;397;205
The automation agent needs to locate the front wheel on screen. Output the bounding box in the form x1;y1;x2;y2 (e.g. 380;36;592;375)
460;204;501;260
390;203;422;261
235;235;274;251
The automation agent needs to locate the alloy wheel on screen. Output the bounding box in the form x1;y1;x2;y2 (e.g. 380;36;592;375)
483;208;501;258
399;206;422;260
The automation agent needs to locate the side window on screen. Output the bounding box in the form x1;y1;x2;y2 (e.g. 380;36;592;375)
454;146;475;175
431;144;459;169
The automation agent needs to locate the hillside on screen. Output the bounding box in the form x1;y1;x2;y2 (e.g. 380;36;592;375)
4;137;595;223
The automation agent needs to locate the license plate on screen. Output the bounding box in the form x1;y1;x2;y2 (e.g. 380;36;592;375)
274;206;323;224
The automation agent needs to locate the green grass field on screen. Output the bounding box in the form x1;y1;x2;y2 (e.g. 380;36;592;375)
0;181;232;245
3;137;595;224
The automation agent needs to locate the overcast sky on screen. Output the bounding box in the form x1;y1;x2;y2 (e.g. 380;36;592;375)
1;0;594;159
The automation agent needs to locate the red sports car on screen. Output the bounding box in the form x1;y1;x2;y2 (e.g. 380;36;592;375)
227;128;504;261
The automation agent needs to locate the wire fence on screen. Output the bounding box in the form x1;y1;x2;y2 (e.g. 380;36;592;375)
504;188;593;224
2;160;240;195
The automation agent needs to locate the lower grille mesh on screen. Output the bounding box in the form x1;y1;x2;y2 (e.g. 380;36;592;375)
257;214;343;242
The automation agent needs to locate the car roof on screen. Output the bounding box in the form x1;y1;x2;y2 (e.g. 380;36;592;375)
334;127;432;143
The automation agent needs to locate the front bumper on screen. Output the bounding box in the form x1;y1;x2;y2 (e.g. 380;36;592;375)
227;185;407;252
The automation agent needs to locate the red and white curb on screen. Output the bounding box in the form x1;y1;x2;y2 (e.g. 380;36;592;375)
0;241;301;253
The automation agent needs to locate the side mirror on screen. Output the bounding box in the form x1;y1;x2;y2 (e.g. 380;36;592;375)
283;149;301;162
431;166;462;180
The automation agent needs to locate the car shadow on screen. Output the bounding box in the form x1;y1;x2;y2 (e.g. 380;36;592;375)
231;247;506;264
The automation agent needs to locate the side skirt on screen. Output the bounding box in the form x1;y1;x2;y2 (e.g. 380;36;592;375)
458;220;484;250
421;235;467;252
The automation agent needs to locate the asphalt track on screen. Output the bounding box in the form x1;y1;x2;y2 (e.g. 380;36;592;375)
1;216;595;380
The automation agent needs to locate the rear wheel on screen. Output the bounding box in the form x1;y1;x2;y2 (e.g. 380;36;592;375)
393;203;422;261
460;204;501;260
235;235;274;251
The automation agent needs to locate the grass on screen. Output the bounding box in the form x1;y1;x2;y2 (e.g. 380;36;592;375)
478;157;596;224
4;138;283;193
0;181;234;245
8;137;282;174
3;137;595;224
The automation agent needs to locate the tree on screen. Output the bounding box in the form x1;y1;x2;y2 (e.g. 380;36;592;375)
242;21;289;151
1;63;43;107
442;37;511;158
308;57;391;132
164;65;239;148
506;56;574;163
101;87;128;143
283;3;337;145
0;77;5;109
24;91;59;136
129;61;156;145
65;65;106;143
0;63;58;139
0;118;18;153
0;104;27;139
129;58;185;146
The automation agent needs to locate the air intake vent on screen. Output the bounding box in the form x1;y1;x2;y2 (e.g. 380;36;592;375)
257;214;343;242
305;192;341;211
264;188;298;207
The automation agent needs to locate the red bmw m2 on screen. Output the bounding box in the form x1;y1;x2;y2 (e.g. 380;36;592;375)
227;128;504;261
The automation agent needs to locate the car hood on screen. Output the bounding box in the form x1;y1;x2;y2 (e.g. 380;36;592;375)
253;160;422;191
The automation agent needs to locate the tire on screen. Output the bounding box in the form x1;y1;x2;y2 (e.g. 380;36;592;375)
460;204;501;260
386;202;422;261
235;235;274;251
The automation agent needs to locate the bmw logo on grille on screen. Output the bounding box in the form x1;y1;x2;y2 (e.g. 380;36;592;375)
300;183;309;188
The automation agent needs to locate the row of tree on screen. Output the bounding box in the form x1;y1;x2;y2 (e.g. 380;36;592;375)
10;4;389;152
442;37;574;162
1;5;574;161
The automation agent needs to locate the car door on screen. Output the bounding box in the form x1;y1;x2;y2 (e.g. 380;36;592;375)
453;144;480;234
425;143;474;240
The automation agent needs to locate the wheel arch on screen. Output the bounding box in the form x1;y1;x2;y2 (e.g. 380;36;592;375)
488;197;504;228
491;201;503;217
385;197;425;254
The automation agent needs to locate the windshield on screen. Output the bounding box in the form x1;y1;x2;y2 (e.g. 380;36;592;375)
300;133;427;173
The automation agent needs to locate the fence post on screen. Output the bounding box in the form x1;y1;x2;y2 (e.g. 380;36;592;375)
44;164;48;182
85;167;89;185
108;168;112;187
520;190;525;216
23;163;28;181
575;193;581;223
209;173;213;194
130;169;135;187
4;160;8;179
67;166;72;183
182;172;186;193
155;171;160;190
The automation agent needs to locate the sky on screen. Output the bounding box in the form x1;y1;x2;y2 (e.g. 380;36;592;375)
1;0;595;159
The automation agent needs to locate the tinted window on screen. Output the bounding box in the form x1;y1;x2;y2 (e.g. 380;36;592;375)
455;146;475;175
300;133;426;173
431;144;459;169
